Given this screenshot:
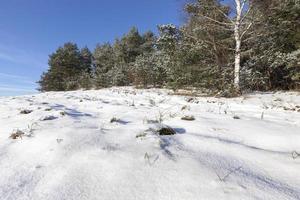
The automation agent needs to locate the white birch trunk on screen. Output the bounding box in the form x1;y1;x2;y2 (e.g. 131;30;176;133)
234;0;242;90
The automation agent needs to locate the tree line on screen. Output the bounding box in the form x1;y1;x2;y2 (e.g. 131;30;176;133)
39;0;300;96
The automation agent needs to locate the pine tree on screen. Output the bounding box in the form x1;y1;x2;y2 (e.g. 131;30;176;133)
114;27;143;64
183;1;234;91
109;63;130;86
156;24;184;88
39;42;87;91
80;47;93;74
132;52;167;88
111;27;145;85
157;24;180;56
244;0;300;90
93;43;115;87
141;31;156;53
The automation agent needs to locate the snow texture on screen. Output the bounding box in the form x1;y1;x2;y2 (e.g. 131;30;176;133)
0;87;300;200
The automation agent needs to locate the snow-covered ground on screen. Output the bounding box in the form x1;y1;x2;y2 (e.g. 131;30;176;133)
0;87;300;200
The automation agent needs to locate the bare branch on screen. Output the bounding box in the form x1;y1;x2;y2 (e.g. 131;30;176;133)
185;33;235;51
241;22;253;39
215;7;234;24
243;34;264;42
197;15;233;27
241;5;252;23
202;23;234;31
241;0;247;11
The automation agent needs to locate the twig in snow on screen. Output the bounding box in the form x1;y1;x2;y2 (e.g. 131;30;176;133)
216;166;242;182
149;99;156;106
261;111;264;120
27;122;39;137
292;151;300;159
144;152;159;166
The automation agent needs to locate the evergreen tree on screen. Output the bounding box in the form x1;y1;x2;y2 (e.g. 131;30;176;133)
156;24;184;88
157;24;180;56
80;47;93;74
132;52;167;87
114;27;143;64
182;1;234;91
39;42;91;91
93;43;115;87
78;47;93;89
109;63;130;86
141;31;156;53
244;0;300;90
112;27;144;85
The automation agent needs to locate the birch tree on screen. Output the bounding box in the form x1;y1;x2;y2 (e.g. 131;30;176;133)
184;0;253;92
233;0;253;91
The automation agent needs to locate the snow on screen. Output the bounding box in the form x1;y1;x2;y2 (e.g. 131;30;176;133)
0;87;300;200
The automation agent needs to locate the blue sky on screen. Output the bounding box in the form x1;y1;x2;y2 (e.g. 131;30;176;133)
0;0;182;96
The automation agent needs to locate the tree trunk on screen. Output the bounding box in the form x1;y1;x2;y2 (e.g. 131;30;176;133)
234;36;241;90
234;0;242;91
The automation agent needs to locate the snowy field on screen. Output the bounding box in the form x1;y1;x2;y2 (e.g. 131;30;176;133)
0;87;300;200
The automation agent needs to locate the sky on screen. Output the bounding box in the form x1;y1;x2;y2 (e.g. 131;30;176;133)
0;0;183;96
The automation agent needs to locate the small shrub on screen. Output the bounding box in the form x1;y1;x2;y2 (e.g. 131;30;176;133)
9;130;25;139
109;117;129;124
181;115;195;121
274;98;282;102
20;109;33;114
283;106;296;111
56;138;63;143
233;115;240;119
145;119;159;124
158;127;176;136
136;132;147;138
110;117;119;123
181;105;190;111
41;115;57;121
185;97;197;103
